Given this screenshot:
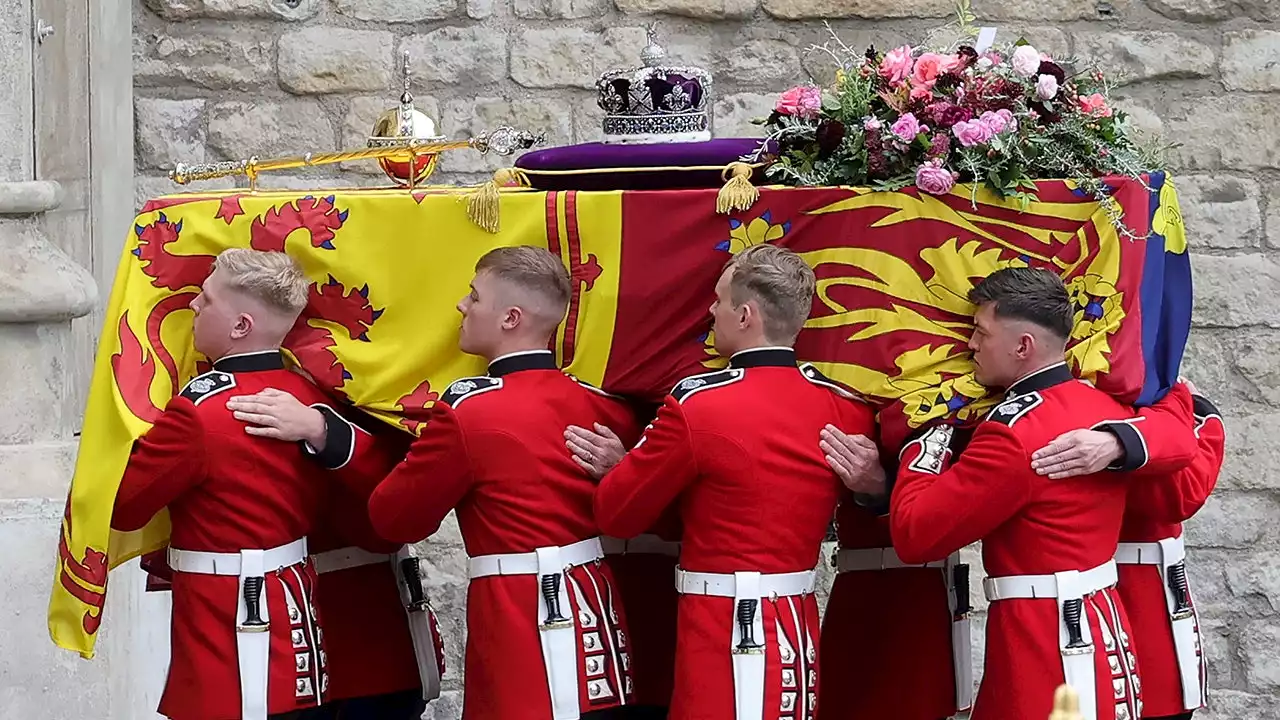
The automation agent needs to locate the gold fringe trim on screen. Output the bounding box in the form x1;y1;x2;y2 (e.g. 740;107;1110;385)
716;162;759;215
465;167;531;234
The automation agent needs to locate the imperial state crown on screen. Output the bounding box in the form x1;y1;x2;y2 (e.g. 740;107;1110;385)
596;23;712;145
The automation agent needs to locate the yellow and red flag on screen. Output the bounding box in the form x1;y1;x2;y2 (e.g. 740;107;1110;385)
50;174;1189;657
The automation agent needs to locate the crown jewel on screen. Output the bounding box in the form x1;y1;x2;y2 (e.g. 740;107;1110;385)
595;23;712;145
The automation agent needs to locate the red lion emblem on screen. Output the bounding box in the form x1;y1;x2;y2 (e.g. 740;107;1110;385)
285;275;384;396
56;498;109;635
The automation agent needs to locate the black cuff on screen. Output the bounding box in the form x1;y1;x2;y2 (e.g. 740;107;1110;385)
1192;394;1221;420
1096;422;1147;472
299;405;355;470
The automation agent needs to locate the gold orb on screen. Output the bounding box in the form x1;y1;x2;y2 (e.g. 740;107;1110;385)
370;103;445;187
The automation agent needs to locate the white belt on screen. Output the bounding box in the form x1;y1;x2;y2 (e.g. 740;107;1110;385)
1114;535;1186;566
600;534;681;557
674;566;816;598
834;547;947;572
467;537;603;578
983;560;1118;602
311;546;392;575
168;537;308;576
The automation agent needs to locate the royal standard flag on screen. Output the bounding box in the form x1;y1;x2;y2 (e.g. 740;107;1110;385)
50;174;1190;657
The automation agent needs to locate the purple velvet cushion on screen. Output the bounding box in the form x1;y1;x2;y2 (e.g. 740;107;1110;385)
514;138;773;191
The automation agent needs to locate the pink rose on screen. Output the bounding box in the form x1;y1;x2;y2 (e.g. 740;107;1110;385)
952;118;994;147
1077;93;1113;117
1011;45;1041;77
879;45;914;85
863;116;883;131
977;109;1014;135
1035;73;1060;100
890;112;928;142
776;85;822;119
911;52;960;90
916;160;957;195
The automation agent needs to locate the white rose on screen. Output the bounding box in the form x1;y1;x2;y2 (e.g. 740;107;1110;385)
1011;45;1041;77
1035;73;1059;100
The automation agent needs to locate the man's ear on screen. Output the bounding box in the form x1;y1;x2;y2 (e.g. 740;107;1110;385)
231;312;254;340
502;305;524;331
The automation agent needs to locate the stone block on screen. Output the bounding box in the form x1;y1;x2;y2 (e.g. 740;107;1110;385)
426;689;464;719
1220;414;1280;492
439;97;573;173
1174;175;1261;250
715;39;803;87
1166;97;1280;171
1145;0;1278;21
134;98;205;171
1223;31;1280;92
142;0;321;19
401;28;508;87
1197;690;1280;720
974;0;1127;20
511;27;649;89
574;96;605;144
279;28;395;95
134;30;275;92
0;325;64;443
1184;548;1232;614
1181;329;1280;411
0;221;97;325
1224;551;1280;614
514;0;608;18
1268;188;1280;250
1198;616;1237;689
615;0;758;19
762;0;953;19
334;0;458;21
713;92;775;138
1109;97;1164;140
1240;621;1280;691
0;23;31;182
1185;491;1280;550
207;100;336;162
467;0;493;16
1072;31;1215;85
1190;254;1280;329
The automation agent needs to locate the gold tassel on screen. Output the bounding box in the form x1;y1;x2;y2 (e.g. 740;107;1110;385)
716;162;759;215
466;167;531;233
1048;684;1082;720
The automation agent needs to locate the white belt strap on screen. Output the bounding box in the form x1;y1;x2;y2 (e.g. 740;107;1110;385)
168;537;308;576
674;567;816;598
985;561;1117;720
393;546;443;703
533;545;582;720
468;537;604;578
1119;535;1203;711
943;553;974;712
834;546;946;572
600;534;681;557
311;546;391;575
730;572;766;720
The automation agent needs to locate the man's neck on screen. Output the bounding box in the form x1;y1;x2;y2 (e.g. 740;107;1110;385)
1006;357;1067;390
216;342;281;362
486;341;554;366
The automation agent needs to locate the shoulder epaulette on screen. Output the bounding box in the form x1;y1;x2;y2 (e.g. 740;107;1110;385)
565;373;623;400
179;370;236;406
441;376;502;408
670;368;743;404
984;392;1042;427
799;363;862;401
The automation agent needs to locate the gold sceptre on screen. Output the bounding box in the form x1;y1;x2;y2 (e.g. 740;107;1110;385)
169;126;545;190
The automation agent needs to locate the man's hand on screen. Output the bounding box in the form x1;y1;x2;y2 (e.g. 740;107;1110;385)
1179;375;1200;396
225;388;327;449
1030;429;1123;479
820;425;887;496
564;423;626;480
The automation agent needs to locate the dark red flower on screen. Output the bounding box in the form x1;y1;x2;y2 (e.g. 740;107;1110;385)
926;131;951;160
1037;60;1066;84
924;101;973;128
956;45;978;69
816;119;846;158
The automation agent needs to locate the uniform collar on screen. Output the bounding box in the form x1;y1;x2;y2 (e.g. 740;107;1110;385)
488;349;557;378
213;350;285;373
729;346;797;369
1005;361;1072;397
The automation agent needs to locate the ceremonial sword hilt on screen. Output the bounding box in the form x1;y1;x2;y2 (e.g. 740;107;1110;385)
239;576;269;632
540;573;572;629
1167;562;1194;620
1062;598;1089;651
734;599;763;654
399;557;429;612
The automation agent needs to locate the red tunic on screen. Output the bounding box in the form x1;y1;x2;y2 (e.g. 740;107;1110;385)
818;498;958;720
1116;390;1224;718
595;348;876;720
367;350;641;720
304;406;427;703
890;363;1197;720
111;350;334;720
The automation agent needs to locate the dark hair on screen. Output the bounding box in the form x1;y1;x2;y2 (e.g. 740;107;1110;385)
967;267;1073;340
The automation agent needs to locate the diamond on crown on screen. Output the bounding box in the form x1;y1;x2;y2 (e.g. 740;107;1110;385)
594;23;712;145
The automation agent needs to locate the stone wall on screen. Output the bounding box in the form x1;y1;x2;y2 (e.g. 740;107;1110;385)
130;0;1280;717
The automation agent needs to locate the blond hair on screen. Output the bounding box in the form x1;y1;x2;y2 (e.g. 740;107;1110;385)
475;246;572;321
724;244;816;343
212;248;309;315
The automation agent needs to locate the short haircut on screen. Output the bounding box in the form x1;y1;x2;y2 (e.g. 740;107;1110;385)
475;245;572;320
967;267;1073;340
724;244;816;343
212;248;309;315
